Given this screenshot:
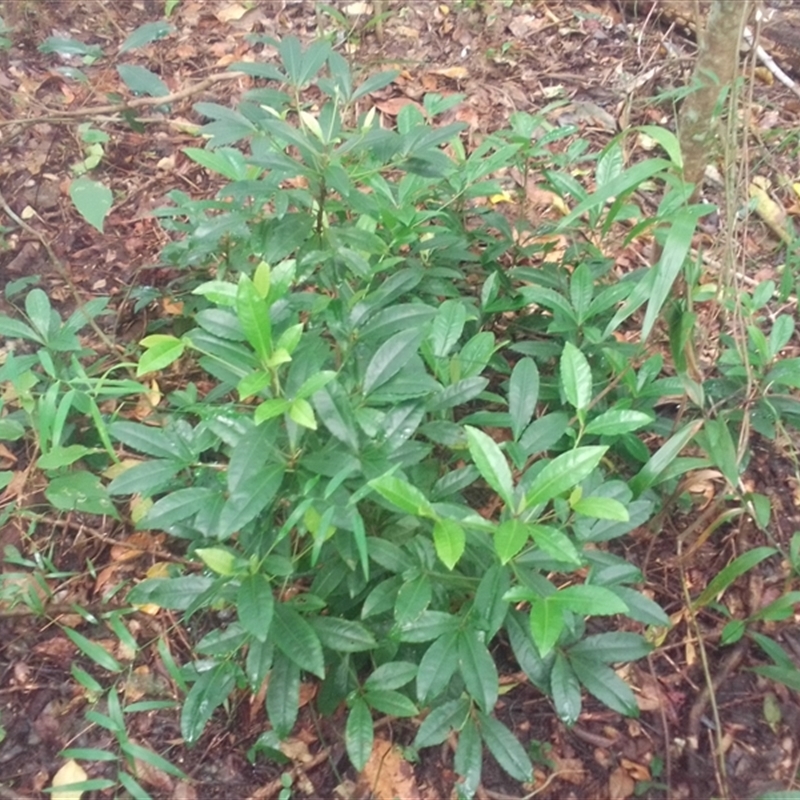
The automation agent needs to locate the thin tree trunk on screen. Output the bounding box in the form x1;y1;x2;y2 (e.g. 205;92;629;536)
678;0;753;198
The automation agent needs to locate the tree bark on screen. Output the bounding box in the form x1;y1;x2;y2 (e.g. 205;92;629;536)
677;0;753;198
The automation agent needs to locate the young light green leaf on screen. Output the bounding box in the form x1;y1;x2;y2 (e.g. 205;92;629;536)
560;342;592;411
433;518;465;570
529;524;582;565
370;474;436;518
236;274;272;363
70;177;113;232
584;408;653;436
572;496;629;521
289;398;317;430
508;357;539;441
137;334;185;376
529;597;563;658
494;519;530;564
464;425;514;507
523;446;607;511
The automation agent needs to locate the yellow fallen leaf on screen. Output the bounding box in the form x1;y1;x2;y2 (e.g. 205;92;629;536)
431;66;468;80
750;178;793;244
51;760;88;800
489;191;514;204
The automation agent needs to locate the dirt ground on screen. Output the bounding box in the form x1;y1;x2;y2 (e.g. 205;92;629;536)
2;2;800;798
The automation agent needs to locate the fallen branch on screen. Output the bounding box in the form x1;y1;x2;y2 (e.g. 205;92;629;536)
0;71;245;128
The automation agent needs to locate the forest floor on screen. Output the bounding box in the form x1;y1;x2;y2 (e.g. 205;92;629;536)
2;1;800;799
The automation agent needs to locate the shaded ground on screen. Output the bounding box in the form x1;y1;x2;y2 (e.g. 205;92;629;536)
2;1;800;798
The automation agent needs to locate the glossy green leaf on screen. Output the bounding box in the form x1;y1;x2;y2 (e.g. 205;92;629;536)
572;496;629;521
45;472;119;518
272;603;325;678
196;547;239;576
117;64;169;97
570;655;638;716
552;584;628;616
464;425;514;507
560;342;592;411
508;357;539;441
397;610;458;643
345;698;373;772
236;274;272;363
454;716;482;798
416;631;459;703
458;629;498;712
63;627;122;672
237;574;274;642
693;546;777;609
181;662;238;744
414;697;471;749
364;661;417;692
395;573;432;626
37;444;93;471
267;651;300;737
494;519;529;564
363;328;424;395
550;652;581;725
363;689;418;717
369;474;436;518
629;420;702;496
703;416;739;488
585;408;653;436
137;334;186;376
70;177;113;233
433;518;465;570
430;299;466;358
218;464;283;538
120;20;174;52
569;632;652;663
477;712;533;782
523;446;607;510
530;524;582;565
529;597;563;658
310;617;376;652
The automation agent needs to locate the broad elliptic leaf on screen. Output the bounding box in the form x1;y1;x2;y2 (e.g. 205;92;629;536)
476;712;533;782
494;519;529;564
370;474;436;518
272;602;325;678
120;20;174;52
45;471;119;518
345;697;373;772
529;597;563;658
508;357;539;441
529;524;582;565
454;716;482;798
550;652;581;725
524;446;607;510
560;342;592;411
69;177;113;232
416;631;459;703
570;655;638;716
572;496;629;522
117;64;169;97
414;697;471;749
464;425;514;507
551;584;628;616
457;629;498;712
267;651;300;737
181;661;238;744
433;518;465;570
137;334;185;376
237;574;274;642
363;328;424;395
364;661;417;692
585;408;652;436
430;298;467;358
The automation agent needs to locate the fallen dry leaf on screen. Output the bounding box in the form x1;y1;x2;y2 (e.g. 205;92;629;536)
51;760;88;800
215;3;248;22
375;97;425;116
430;66;469;80
358;737;421;800
608;765;635;800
